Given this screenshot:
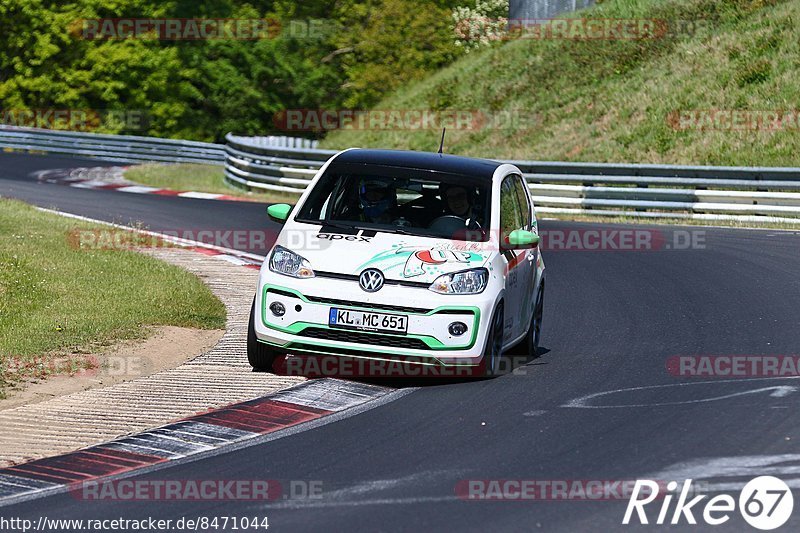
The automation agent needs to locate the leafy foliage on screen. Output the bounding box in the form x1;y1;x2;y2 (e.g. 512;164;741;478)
0;0;471;141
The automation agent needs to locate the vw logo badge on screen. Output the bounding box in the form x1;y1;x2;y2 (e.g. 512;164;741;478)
359;269;385;292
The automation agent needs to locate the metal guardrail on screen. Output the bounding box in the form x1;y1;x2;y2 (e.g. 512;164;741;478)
3;126;800;223
224;134;800;223
510;0;595;20
0;126;226;165
238;135;320;150
224;133;334;194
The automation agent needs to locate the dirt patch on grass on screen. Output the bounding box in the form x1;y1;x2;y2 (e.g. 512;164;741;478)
0;325;224;411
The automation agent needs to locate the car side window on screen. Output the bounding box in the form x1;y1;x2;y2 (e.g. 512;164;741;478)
511;174;532;231
500;176;524;240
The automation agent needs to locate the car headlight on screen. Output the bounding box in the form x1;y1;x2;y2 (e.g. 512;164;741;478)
429;268;488;295
269;245;315;278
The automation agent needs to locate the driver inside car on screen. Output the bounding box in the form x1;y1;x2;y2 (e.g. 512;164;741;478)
440;183;482;230
358;177;399;224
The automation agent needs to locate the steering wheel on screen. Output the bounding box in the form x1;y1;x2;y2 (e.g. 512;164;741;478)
428;215;481;235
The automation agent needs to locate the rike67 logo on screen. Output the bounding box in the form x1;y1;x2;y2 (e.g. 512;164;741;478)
623;477;794;530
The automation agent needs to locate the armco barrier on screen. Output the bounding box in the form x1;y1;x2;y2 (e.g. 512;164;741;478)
0;126;225;165
3;126;800;223
510;160;800;222
222;134;800;223
223;133;334;194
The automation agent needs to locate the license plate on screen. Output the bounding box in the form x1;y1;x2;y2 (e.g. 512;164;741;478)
328;308;408;334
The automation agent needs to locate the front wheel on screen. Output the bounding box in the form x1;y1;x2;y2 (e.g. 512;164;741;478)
525;279;545;360
478;304;505;378
247;297;280;372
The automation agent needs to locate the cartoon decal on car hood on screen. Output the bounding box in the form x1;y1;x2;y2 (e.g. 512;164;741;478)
276;224;495;284
355;244;492;283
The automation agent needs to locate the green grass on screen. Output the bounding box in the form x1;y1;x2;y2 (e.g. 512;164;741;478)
0;199;226;397
125;163;300;204
322;0;800;167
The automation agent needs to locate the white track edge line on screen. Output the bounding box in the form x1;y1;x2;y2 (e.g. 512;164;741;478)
34;206;267;263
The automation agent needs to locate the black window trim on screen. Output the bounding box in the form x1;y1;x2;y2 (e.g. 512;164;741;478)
510;173;533;231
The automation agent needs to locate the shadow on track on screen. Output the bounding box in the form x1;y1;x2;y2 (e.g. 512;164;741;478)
260;346;551;389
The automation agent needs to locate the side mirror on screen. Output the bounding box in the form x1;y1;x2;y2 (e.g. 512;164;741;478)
507;229;540;249
267;203;292;223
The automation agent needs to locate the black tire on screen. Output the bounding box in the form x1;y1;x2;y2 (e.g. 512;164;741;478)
479;304;505;378
247;297;280;372
525;279;545;360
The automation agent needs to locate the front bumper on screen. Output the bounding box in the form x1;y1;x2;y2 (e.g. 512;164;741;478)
253;274;498;367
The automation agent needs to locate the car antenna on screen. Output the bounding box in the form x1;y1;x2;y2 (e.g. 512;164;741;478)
438;127;446;154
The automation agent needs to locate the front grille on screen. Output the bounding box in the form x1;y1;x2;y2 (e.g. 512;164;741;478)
315;271;430;289
298;327;431;350
304;295;431;314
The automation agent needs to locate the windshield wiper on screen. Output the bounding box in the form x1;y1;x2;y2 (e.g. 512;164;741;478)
319;220;375;234
318;220;418;237
320;220;356;230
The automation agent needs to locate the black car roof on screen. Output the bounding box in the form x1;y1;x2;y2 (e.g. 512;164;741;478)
331;149;504;180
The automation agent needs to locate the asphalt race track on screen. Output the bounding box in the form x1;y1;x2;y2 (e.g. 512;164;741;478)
2;152;800;531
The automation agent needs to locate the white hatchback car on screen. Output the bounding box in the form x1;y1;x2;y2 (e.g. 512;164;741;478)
248;149;545;377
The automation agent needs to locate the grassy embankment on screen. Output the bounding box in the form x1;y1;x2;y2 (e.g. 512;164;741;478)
0;199;226;398
323;0;799;167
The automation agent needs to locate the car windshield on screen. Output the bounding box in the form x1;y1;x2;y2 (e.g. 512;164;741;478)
295;164;492;241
